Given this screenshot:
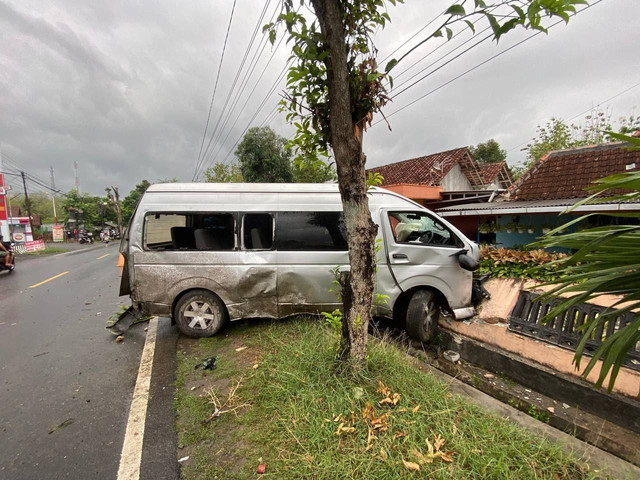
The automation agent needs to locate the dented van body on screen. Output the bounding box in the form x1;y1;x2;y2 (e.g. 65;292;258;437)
119;183;479;340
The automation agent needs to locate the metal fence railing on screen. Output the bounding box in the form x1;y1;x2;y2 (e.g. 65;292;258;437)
508;291;640;372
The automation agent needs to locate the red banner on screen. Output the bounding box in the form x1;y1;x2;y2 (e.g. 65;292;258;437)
0;174;7;221
24;239;46;252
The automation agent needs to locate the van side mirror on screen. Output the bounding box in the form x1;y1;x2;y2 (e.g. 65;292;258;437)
458;253;478;272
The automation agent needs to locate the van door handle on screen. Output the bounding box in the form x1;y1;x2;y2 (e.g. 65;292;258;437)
392;253;408;259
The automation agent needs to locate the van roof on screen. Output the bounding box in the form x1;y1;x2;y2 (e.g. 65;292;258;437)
147;183;388;194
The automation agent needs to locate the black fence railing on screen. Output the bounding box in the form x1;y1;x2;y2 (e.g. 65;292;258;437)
508;291;640;372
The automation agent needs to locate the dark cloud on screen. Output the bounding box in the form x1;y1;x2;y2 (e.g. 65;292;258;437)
1;0;638;196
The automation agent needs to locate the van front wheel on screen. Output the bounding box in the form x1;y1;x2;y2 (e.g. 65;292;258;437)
175;290;226;338
405;289;439;343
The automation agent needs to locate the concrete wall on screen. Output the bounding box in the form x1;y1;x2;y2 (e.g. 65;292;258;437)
441;277;640;398
441;164;473;191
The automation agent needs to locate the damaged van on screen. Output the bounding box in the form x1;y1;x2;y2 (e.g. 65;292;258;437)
119;183;479;342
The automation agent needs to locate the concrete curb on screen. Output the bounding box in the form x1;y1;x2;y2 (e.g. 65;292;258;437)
401;345;640;480
52;243;117;257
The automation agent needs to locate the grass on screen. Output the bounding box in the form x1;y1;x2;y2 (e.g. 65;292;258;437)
175;318;600;480
23;247;67;255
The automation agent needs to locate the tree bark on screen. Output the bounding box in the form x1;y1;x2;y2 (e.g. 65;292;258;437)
311;0;379;372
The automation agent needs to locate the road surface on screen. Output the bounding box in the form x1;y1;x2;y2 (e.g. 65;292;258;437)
0;244;179;480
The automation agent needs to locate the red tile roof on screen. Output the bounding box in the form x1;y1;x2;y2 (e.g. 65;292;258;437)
510;143;640;201
367;147;473;186
477;162;509;184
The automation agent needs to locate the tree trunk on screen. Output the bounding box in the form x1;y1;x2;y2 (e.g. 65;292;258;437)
311;0;379;372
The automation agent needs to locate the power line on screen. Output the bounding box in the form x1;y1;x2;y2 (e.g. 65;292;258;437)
375;1;603;126
195;0;274;179
507;80;640;153
197;1;282;177
379;6;448;65
197;30;287;177
193;0;239;179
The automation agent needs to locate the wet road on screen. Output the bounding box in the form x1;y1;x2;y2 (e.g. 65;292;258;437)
0;244;179;480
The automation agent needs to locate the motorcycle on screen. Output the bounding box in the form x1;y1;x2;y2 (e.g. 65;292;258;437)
78;232;94;244
0;242;16;274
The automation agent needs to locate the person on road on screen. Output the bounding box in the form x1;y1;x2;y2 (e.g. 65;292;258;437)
0;234;14;269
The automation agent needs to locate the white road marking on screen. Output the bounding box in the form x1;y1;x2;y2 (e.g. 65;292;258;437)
116;317;159;480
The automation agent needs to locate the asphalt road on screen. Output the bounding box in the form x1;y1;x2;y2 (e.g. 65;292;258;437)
0;244;179;480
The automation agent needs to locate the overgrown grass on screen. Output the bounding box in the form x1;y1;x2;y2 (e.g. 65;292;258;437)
175;318;599;480
23;247;67;255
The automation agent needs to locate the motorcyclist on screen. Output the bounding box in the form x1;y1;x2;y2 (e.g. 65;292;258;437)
0;234;15;269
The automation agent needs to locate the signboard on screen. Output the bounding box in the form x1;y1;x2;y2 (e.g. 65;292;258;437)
12;232;25;242
52;224;64;242
0;174;7;221
24;239;46;252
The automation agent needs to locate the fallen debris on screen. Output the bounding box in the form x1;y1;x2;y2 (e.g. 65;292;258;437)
195;356;217;371
48;418;74;435
178;456;189;463
443;350;460;363
256;463;266;474
116;335;124;343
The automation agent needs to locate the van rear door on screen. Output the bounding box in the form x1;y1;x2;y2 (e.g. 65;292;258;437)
382;209;472;308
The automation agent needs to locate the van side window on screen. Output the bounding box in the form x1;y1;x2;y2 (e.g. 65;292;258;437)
144;213;235;251
276;212;348;251
243;213;273;250
388;211;462;248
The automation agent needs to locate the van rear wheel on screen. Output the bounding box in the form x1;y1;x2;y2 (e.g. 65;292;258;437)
175;290;226;338
405;289;439;343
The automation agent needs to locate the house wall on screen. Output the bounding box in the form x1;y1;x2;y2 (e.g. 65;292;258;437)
441;164;473;191
495;214;576;248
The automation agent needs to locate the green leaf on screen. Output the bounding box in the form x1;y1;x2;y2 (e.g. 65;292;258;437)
445;4;466;17
445;27;453;41
385;58;398;73
464;20;475;34
432;29;443;38
269;29;276;46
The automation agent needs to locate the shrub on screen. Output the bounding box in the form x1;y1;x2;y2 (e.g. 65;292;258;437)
478;246;567;282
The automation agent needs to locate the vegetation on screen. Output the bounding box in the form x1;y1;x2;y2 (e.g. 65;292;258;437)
122;180;151;224
202;164;244;183
470;139;507;165
267;0;584;371
533;132;640;392
62;189;117;229
7;192;64;224
479;246;566;282
521;110;640;169
175;319;595;480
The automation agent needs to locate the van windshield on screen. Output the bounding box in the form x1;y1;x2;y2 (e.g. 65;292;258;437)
388;211;461;247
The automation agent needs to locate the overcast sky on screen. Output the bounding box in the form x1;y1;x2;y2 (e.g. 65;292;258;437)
1;0;638;196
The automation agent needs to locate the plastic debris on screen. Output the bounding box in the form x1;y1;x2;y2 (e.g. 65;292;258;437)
442;350;460;363
257;463;266;474
178;456;189;463
195;356;218;371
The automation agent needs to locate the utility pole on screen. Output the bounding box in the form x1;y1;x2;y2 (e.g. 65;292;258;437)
50;165;58;223
21;171;34;239
74;161;80;192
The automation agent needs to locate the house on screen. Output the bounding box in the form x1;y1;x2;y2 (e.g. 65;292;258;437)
367;147;512;207
437;141;640;246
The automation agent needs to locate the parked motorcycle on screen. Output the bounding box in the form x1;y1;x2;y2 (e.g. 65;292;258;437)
0;242;16;274
78;232;94;244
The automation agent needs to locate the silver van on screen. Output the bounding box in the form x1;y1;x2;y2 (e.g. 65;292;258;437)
119;183;479;341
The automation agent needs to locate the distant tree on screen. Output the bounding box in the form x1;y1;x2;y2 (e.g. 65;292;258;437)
63;189;114;228
292;157;336;183
470;139;507;164
203;164;244;183
525;109;640;167
236;127;293;183
122;180;151;223
11;192;64;224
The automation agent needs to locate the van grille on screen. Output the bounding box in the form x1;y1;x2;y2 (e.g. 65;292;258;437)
508;291;640;371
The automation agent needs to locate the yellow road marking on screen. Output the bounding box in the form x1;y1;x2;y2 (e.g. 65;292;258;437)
29;271;69;289
97;253;110;260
